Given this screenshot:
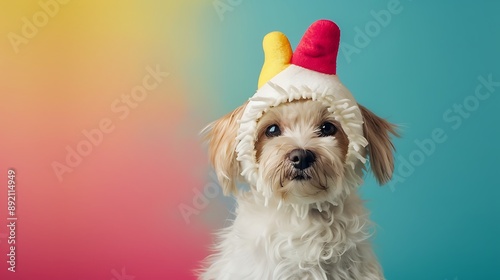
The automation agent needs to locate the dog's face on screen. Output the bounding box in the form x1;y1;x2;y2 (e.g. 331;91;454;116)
255;100;349;204
204;99;396;204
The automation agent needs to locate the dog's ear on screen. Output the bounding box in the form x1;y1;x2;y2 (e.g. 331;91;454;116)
358;104;398;185
202;102;247;195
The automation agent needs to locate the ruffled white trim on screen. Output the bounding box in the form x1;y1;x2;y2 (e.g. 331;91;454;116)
236;65;368;197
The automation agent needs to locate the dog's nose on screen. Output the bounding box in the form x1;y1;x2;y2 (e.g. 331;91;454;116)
288;149;316;170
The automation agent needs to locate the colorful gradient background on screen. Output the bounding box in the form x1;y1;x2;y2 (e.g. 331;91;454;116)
0;0;499;279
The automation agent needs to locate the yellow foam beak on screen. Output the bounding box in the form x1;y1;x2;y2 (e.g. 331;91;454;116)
257;32;292;89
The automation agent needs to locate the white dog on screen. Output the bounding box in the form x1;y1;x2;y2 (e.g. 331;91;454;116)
199;20;397;280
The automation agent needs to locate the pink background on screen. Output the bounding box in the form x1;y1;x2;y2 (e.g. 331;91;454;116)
0;1;221;279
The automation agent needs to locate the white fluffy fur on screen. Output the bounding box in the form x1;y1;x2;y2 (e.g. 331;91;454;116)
199;188;384;280
199;66;395;280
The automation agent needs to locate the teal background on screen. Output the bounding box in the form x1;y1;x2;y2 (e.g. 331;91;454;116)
197;1;500;279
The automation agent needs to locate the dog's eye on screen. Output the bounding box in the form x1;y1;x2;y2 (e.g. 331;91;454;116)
265;124;281;137
319;122;337;137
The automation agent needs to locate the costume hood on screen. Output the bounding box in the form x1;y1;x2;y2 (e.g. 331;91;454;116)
235;20;368;192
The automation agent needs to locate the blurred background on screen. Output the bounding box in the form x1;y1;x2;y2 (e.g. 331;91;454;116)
0;0;499;279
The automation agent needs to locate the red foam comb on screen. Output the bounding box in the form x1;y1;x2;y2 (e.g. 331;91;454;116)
291;20;340;75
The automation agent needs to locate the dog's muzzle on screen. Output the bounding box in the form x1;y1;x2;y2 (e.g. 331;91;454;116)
288;149;316;170
287;149;316;181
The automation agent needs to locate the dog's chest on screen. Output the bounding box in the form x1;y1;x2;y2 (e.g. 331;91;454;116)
228;205;354;279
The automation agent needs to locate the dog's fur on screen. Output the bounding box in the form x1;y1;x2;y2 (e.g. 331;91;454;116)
199;99;397;280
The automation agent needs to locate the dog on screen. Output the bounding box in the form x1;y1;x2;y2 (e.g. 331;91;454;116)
199;20;397;280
